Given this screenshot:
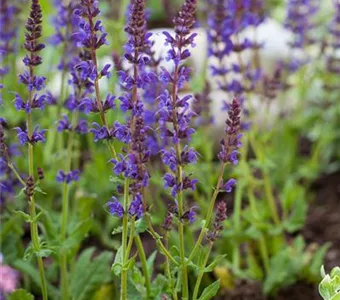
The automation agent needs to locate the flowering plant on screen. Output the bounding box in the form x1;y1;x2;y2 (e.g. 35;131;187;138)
0;0;338;299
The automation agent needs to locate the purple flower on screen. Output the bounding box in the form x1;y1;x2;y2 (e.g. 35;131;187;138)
75;119;88;134
15;126;46;145
18;72;46;92
182;207;196;223
161;148;177;172
57;115;72;132
100;63;111;78
73;1;107;50
106;197;124;218
128;193;144;219
90;123;111;142
0;1;19;59
56;169;80;184
113;121;131;144
159;0;199;200
224;178;237;193
284;0;319;48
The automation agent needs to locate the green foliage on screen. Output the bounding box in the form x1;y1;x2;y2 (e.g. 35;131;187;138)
264;236;330;294
70;248;113;300
198;280;220;300
8;289;34;300
319;266;340;300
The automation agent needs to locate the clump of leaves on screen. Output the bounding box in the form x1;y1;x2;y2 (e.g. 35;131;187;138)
319;266;340;300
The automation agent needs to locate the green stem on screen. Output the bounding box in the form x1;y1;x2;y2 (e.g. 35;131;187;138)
145;215;178;265
125;218;135;261
192;244;213;300
60;112;78;300
7;163;26;186
258;234;270;274
135;235;151;299
164;237;178;300
27;108;48;299
178;221;188;299
174;141;188;299
232;181;244;270
188;164;226;262
263;174;280;225
248;132;280;225
120;179;130;300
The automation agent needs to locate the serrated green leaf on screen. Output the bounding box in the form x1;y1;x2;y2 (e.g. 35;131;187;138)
70;247;112;300
8;289;34;300
198;279;220;300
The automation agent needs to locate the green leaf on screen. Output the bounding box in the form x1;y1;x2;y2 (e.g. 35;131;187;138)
111;225;123;235
283;198;307;233
306;243;331;281
319;274;333;300
331;267;340;278
330;294;340;300
198;279;220;300
34;185;47;195
112;245;123;276
70;247;112;300
134;217;148;235
151;274;167;298
12;259;59;299
8;289;34;300
61;219;91;251
146;250;157;277
13;210;32;222
204;254;226;273
127;265;145;298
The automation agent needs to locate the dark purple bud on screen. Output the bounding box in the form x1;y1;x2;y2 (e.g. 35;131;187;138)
25;176;35;198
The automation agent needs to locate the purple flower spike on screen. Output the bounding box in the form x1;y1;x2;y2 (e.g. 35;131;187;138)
73;1;107;50
207;201;227;242
106;197;124;218
224;178;237;193
284;0;319;48
218;98;242;164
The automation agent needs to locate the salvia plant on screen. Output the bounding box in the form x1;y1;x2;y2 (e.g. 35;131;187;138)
0;0;339;300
